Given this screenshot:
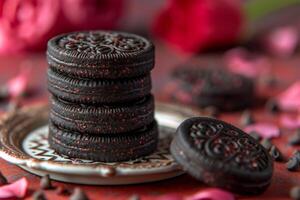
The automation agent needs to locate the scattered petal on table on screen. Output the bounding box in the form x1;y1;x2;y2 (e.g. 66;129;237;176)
185;188;235;200
7;68;31;98
244;123;280;139
277;81;300;112
0;177;28;198
280;115;300;129
224;47;270;78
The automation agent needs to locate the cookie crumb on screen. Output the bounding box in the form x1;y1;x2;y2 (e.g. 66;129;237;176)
70;187;89;200
269;145;284;162
40;174;53;190
293;150;300;160
286;157;300;171
0;171;7;185
56;185;71;195
261;139;272;151
290;186;300;200
289;129;300;146
32;190;47;200
128;194;140;200
265;99;280;114
240;110;255;126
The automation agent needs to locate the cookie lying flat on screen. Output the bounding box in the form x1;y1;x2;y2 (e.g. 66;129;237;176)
48;69;151;104
49;121;158;162
50;95;154;134
47;31;154;79
171;117;273;195
171;68;254;111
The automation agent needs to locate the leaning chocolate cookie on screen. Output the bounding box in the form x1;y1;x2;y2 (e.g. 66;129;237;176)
49;121;158;162
47;31;154;79
171;117;273;194
47;69;151;104
171;67;254;111
50;95;154;134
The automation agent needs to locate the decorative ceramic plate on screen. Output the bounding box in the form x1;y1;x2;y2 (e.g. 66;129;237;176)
0;103;201;185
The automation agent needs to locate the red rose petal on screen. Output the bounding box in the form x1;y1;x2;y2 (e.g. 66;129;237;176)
277;81;300;112
0;178;28;198
152;0;242;53
244;123;280;139
185;188;235;200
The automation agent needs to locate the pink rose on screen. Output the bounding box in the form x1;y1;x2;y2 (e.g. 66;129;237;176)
152;0;243;53
0;0;124;55
261;26;299;58
62;0;124;30
0;0;64;54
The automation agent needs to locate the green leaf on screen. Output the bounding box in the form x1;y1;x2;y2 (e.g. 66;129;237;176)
245;0;300;22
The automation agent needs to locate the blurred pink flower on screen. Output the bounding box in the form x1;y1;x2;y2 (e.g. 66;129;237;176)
185;188;235;200
262;26;299;58
0;178;28;199
0;0;63;54
277;81;300;112
0;0;124;55
152;0;243;53
62;0;124;30
224;48;270;78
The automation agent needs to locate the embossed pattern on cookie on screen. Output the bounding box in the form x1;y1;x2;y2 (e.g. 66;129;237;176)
58;32;149;55
171;117;273;195
188;121;269;172
47;31;155;79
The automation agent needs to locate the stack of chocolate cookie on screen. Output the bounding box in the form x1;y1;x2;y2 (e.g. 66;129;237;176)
47;31;158;162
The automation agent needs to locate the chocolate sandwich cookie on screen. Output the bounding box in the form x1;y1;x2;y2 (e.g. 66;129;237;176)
47;31;154;79
49;121;158;162
50;95;154;134
170;67;254;111
171;117;273;194
47;69;151;104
